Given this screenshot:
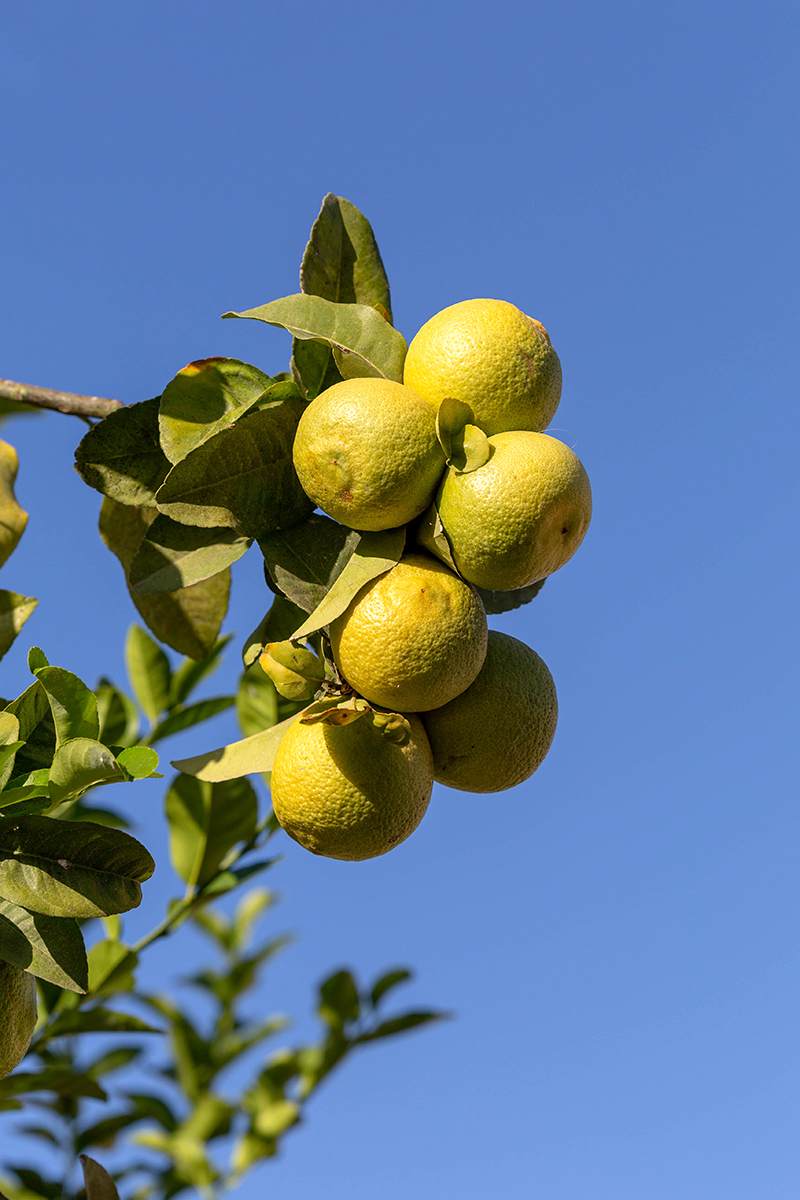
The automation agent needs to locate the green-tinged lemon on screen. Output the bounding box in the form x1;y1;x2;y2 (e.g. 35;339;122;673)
329;553;488;712
422;631;558;792
292;377;445;531
0;959;37;1080
434;431;592;591
403;298;562;436
270;712;434;860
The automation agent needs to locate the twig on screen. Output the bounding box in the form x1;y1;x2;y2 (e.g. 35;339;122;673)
0;377;125;419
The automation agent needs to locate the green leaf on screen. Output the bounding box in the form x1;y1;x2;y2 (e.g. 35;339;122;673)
169;635;231;708
0;591;37;662
147;696;234;744
154;402;312;538
125;624;171;723
3;683;56;775
436;398;491;473
0;1067;106;1101
74;1114;141;1155
253;1098;300;1139
42;1008;159;1040
474;577;547;613
73;397;171;506
319;969;359;1029
369;967;411;1008
259;513;360;614
0;439;28;568
171;702;324;782
414;499;459;572
0;711;22;789
291;337;342;401
95;683;139;748
27;647;48;673
100;498;231;660
258;642;325;702
300;194;393;319
242;594;308;668
48;737;127;805
236;662;301;739
128;515;251;595
224;293;407;383
81;1147;132;1197
34;667;100;746
87;938;139;994
115;745;159;778
0;815;155;918
165;775;258;889
158;357;283;465
355;1010;446;1042
0;898;88;991
290;526;406;639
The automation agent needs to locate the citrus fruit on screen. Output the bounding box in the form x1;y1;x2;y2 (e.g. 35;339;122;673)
422;631;558;792
292;377;445;530
403;298;562;437
329;552;488;712
434;431;592;591
270;711;434;860
0;959;37;1080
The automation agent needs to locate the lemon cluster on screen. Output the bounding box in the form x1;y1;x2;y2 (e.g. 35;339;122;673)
269;298;591;862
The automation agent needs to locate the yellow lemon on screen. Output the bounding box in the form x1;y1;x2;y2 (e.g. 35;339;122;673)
403;298;562;436
329;553;488;712
0;960;37;1080
434;431;592;591
422;631;558;792
292;377;445;531
270;712;434;860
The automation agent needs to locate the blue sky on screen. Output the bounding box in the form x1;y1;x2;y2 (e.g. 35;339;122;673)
1;2;798;1196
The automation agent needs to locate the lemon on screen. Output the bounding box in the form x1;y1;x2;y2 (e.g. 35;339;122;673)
270;711;434;860
329;553;488;712
403;298;562;437
422;631;558;792
0;960;37;1080
434;431;592;591
292;377;445;531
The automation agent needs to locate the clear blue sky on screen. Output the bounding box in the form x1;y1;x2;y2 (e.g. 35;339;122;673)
2;2;799;1196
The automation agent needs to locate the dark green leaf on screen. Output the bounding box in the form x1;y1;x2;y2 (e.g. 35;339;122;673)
199;857;279;897
259;513;360;614
165;775;258;889
169;636;231;708
0;898;88;991
300;193;393;319
291;526;406;639
224;293;407;383
158;358;282;465
237;660;305;739
125;624;172;723
27;647;48;673
319;969;359;1029
0;1067;106;1100
48;737;127;804
474;577;547;613
356;1010;446;1042
34;666;100;746
148;696;234;744
0;815;155;918
2;683;55;775
75;1112;141;1154
243;594;309;667
80;1154;122;1200
115;745;159;778
95;683;139;748
369;968;411;1008
154;402;312;538
128;514;251;595
291;337;342;400
74;397;170;506
44;1008;159;1038
0;590;37;662
100;499;230;660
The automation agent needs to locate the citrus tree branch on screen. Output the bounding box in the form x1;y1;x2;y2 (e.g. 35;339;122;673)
0;377;125;419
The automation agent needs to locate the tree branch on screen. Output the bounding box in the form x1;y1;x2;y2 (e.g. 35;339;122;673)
0;378;125;419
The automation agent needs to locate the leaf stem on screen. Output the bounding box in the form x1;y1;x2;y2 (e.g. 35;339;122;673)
0;377;125;419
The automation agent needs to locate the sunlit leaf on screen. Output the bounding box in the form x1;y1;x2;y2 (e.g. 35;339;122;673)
165;775;258;889
115;745;159;779
2;683;55;775
125;624;171;723
47;738;127;804
87;938;138;995
73;397;170;506
33;667;100;747
0;439;28;568
300;193;393;319
95;682;139;748
0;591;37;663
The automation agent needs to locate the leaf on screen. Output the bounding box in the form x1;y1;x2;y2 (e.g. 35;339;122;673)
355;1010;446;1042
95;682;139;748
474;577;547;613
27;647;48;673
0;1068;106;1101
42;1008;159;1040
259;513;360;614
48;738;127;804
0;711;22;789
87;938;138;994
155;402;312;538
99;499;230;661
242;594;308;668
128;515;251;594
2;683;55;775
148;696;234;744
115;745;159;778
414;499;459;573
80;1153;122;1200
290;526;406;639
0;591;37;662
318;969;359;1029
74;397;171;506
300;194;393;319
158;358;288;465
435;398;491;473
166;776;258;888
169;636;231;708
0;898;88;991
0;815;155;918
125;624;171;723
258;642;325;702
33;667;100;746
291;337;342;401
224;293;407;384
236;660;305;739
0;439;28;568
369;968;411;1008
